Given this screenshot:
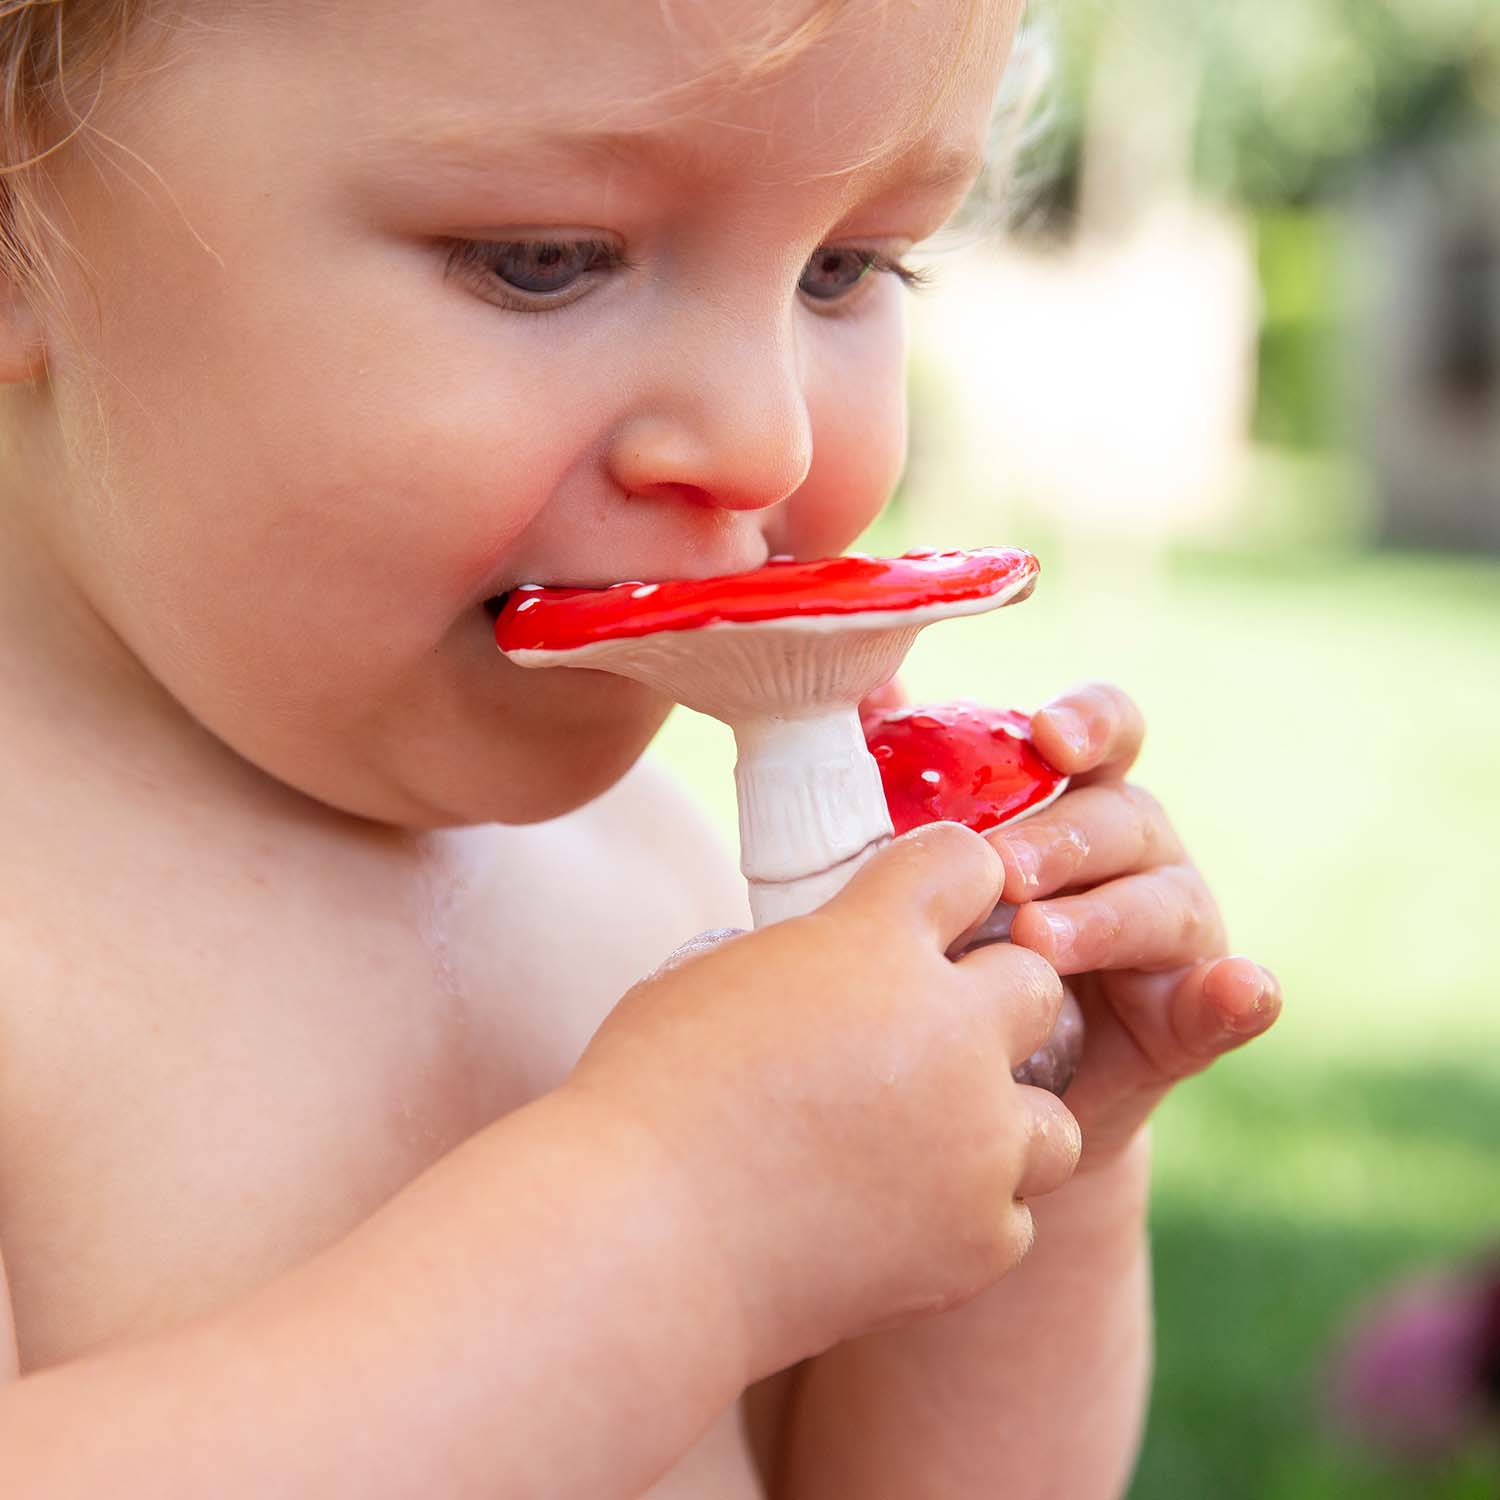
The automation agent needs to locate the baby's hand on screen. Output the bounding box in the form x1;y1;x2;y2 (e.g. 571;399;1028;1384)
989;683;1283;1168
566;826;1082;1380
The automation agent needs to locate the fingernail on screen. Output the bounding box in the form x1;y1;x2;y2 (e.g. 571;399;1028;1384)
1044;707;1089;761
1038;909;1074;958
1224;978;1277;1035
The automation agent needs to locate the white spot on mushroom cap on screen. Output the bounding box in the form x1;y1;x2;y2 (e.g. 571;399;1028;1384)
516;598;540;612
920;770;941;784
517;583;543;592
630;583;660;599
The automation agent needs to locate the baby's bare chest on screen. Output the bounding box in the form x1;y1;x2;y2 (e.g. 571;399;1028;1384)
0;811;760;1496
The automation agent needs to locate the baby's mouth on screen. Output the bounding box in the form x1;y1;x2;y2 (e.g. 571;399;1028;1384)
483;541;778;621
482;548;778;619
483;582;593;619
482;578;637;618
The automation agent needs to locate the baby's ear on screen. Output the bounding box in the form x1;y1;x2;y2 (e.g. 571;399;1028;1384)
0;275;48;384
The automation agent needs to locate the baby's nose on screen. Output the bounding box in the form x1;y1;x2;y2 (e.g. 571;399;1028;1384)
604;333;813;513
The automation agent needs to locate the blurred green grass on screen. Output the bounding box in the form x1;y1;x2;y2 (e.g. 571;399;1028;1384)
649;537;1500;1498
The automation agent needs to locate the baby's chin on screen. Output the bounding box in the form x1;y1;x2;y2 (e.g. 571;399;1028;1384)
463;674;674;826
318;668;673;830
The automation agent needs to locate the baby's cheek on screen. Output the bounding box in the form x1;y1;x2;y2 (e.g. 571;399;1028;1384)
784;331;909;553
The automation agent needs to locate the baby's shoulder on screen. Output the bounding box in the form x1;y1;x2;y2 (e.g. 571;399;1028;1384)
564;757;750;939
474;756;749;995
465;760;749;1058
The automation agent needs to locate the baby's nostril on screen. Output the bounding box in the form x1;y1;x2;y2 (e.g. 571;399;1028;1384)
483;593;510;619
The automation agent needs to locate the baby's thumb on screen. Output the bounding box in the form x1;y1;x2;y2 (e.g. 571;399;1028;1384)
827;822;1006;951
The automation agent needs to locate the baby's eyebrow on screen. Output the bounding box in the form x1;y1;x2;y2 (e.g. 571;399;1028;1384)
366;119;984;199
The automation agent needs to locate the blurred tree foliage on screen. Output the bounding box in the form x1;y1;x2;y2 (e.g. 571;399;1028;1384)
1252;211;1341;449
1038;0;1500;213
996;0;1500;465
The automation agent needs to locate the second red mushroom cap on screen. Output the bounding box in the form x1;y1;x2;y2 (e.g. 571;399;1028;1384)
862;699;1069;836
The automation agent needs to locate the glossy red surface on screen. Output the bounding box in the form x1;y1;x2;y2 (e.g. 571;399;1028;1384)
495;547;1038;653
861;699;1068;835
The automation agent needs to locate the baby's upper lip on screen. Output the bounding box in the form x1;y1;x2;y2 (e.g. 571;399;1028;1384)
483;547;774;601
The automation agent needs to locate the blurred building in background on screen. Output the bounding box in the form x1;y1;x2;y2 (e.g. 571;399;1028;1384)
1349;134;1500;552
902;0;1500;560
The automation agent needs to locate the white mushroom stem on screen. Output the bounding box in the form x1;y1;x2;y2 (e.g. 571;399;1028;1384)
731;708;893;927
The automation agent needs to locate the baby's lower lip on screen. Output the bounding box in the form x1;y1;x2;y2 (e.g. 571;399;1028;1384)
483;579;624;617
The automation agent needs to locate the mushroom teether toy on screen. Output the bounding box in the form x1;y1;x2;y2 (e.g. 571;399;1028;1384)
495;548;1038;926
861;698;1084;1094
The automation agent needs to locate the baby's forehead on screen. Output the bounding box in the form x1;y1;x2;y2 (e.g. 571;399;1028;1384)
329;0;1005;195
374;109;983;206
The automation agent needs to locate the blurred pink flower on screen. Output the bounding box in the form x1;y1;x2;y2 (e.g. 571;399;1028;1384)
1328;1260;1500;1462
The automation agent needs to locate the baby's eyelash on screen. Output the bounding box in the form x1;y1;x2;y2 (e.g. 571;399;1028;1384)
862;250;934;292
444;237;635;283
443;237;935;309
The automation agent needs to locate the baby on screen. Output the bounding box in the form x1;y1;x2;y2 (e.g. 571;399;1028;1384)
0;0;1280;1495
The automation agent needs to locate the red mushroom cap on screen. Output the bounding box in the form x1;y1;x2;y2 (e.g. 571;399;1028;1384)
495;547;1038;654
862;699;1069;835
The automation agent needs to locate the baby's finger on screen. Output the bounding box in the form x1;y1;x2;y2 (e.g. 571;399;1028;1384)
954;940;1065;1065
988;782;1184;903
1030;683;1145;784
857;674;908;721
1074;960;1284;1092
1010;865;1225;976
1014;1086;1082;1201
1102;958;1282;1077
1177;956;1282;1055
827;821;1004;952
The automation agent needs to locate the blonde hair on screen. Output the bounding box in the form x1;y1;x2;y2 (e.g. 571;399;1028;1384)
1;1;145;331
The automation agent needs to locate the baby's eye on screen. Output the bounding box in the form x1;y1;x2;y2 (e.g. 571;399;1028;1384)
447;237;624;306
799;247;927;304
489;239;617;294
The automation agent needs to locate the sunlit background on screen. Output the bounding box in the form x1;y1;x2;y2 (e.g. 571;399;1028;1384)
653;1;1500;1494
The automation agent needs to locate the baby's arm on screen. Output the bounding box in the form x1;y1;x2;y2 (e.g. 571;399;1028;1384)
0;1087;751;1498
0;826;1076;1499
773;1139;1151;1499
